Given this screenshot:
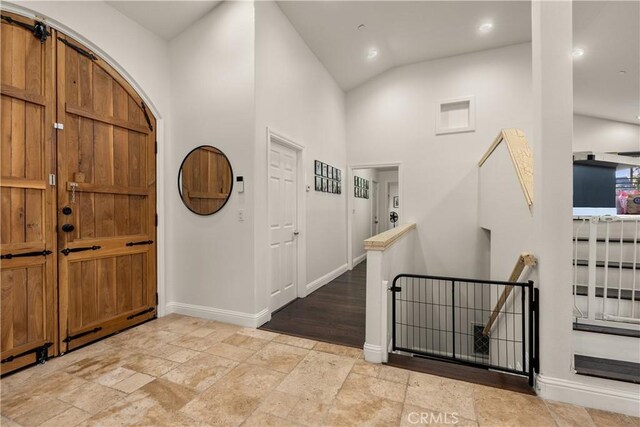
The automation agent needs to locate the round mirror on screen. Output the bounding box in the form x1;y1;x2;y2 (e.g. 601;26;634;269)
178;145;233;215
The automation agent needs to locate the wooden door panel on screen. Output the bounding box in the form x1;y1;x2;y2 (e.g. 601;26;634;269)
67;252;147;332
1;264;45;350
1;13;55;374
57;34;156;352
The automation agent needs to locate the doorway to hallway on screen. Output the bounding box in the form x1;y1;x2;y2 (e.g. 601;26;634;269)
260;261;366;348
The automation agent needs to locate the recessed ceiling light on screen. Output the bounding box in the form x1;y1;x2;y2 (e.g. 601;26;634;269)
478;22;494;33
619;70;627;75
367;48;379;60
357;24;366;30
572;47;585;58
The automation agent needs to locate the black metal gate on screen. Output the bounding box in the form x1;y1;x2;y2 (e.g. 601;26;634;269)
391;274;539;385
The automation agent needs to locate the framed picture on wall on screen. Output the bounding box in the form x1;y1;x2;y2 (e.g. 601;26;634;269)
315;161;322;176
328;166;333;180
337;183;341;194
354;187;358;197
322;164;328;177
364;189;368;199
393;196;399;208
315;176;322;191
322;178;328;192
336;169;341;181
365;180;369;189
332;181;337;193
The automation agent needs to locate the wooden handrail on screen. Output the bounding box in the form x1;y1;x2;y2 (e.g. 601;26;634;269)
482;253;537;336
364;223;416;251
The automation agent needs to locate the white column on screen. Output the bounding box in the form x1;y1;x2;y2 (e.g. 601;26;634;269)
531;0;574;384
364;250;385;363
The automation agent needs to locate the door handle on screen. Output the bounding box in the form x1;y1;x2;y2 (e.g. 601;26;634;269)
61;224;75;233
293;231;300;236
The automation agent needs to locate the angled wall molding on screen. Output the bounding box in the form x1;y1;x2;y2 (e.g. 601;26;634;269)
479;128;534;208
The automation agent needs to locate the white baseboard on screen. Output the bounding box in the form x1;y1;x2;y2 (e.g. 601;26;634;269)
165;302;270;328
363;343;384;363
305;263;349;295
537;374;640;417
352;253;367;268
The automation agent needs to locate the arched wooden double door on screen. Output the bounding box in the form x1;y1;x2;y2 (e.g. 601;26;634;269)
1;12;157;374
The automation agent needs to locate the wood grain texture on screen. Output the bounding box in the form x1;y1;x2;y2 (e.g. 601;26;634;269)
363;223;416;251
56;33;157;353
478;128;534;208
482;253;536;336
180;147;232;214
1;14;56;373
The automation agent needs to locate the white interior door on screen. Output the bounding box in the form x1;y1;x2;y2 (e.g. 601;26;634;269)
269;141;298;311
371;181;379;236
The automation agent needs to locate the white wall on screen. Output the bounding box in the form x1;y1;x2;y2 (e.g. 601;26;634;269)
574;114;640;153
351;168;379;263
167;1;257;319
12;1;170;116
254;1;347;311
347;43;533;279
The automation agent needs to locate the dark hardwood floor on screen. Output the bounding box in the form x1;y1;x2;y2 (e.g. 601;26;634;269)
386;353;535;395
260;261;366;348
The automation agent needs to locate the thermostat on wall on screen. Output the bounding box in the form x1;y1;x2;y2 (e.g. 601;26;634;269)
237;176;244;193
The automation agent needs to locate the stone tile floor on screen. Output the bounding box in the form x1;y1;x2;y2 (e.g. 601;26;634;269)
1;314;639;427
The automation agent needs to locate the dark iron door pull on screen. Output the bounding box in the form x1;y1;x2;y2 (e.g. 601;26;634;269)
1;250;52;260
61;245;101;256
126;240;153;247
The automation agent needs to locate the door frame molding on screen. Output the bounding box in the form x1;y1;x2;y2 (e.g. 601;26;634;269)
266;128;307;311
371;180;379;237
1;3;167;317
347;162;403;270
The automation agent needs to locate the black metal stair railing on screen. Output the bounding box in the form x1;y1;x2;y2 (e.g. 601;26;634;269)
390;274;538;386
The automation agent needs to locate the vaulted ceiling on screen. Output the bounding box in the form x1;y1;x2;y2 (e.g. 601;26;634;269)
277;1;532;91
106;0;639;125
107;1;221;40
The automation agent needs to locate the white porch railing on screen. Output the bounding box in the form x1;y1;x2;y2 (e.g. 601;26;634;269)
572;215;640;325
363;223;417;363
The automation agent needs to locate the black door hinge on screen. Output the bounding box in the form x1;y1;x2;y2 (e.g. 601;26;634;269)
127;307;155;320
1;250;52;260
58;37;98;60
61;245;101;256
1;342;52;364
156;293;158;305
155;141;158;154
155;214;158;227
63;327;102;343
141;102;153;131
389;286;402;293
1;15;50;43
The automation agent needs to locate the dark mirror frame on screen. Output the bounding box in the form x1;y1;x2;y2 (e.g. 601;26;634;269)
177;145;234;216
